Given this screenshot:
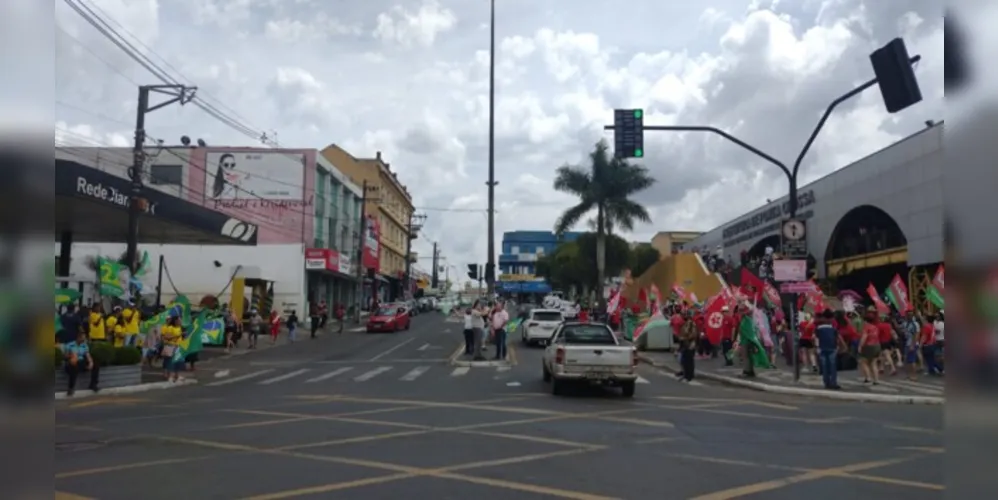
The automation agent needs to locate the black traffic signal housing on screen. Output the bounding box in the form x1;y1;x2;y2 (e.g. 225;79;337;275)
467;264;479;281
484;263;495;283
613;108;644;159
870;38;922;113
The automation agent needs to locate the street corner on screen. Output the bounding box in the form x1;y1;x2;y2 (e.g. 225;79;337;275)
449;343;517;368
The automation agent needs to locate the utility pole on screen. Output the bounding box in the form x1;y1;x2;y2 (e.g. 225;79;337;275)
126;84;196;275
485;0;498;296
404;212;426;298
355;180;379;323
430;242;439;289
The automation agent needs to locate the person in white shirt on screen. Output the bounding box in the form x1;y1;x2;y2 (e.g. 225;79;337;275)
491;301;510;360
933;311;945;349
463;308;475;355
470;300;487;360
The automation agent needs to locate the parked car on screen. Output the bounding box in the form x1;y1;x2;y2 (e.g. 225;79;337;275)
366;305;411;333
541;322;638;397
518;308;564;346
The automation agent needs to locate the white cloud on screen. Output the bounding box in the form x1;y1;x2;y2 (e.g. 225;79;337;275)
53;0;944;285
373;0;457;48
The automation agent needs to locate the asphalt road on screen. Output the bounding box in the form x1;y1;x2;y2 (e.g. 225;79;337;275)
56;313;945;499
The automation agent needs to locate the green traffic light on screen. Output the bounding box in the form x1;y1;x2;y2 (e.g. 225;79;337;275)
633;109;642;119
634;149;643;157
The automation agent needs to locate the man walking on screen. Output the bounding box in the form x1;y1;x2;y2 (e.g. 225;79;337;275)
814;309;845;390
491;301;510;361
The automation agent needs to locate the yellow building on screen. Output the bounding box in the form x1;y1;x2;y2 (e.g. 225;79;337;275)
650;231;703;257
321;145;414;300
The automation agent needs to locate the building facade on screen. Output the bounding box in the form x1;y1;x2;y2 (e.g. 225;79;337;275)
650;231;703;256
683;122;943;293
54;145;371;315
321;145;414;303
497;230;582;295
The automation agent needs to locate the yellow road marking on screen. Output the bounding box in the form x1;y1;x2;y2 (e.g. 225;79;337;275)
275;430;431;451
56;456;216;479
209;417;313;430
647;403;846;424
456;429;600;448
598;416;674;428
66;397;149;409
634;436;678;444
507;343;518;365
687;453;942;499
652;396;799;411
448;342;464;363
241;473;417;500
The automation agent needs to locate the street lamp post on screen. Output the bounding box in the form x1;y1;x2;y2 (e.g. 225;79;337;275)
485;0;498;296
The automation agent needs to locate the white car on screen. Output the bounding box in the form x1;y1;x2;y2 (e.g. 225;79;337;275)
541;322;638;397
519;309;564;346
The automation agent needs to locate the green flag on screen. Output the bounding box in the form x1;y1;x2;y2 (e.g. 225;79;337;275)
173;310;207;362
737;316;771;369
96;257;129;297
168;295;193;329
55;287;81;305
926;286;944;309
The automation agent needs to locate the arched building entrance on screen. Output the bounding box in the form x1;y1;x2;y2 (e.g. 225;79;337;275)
746;235;780;262
824;205;908;295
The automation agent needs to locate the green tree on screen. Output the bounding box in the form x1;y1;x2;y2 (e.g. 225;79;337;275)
552;139;655;307
536;241;586;291
536;233;633;293
629;243;661;277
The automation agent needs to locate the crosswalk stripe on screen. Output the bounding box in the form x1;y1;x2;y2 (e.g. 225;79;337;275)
305;367;352;383
400;366;430;381
206;369;274;387
496;366;511;372
259;369;310;385
354;366;392;382
451;367;470;377
636;376;650;384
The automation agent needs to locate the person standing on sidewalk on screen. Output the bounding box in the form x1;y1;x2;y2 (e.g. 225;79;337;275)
720;306;736;366
463;307;475;355
269;309;281;344
309;300;322;339
814;309;845;390
335;303;346;334
470;300;487;361
247;309;262;349
491;301;510;361
677;309;698;382
287;310;299;343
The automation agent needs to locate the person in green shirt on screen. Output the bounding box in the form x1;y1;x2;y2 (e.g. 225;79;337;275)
733;304;770;377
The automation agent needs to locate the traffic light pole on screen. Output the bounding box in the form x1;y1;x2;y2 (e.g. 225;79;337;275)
605;53;920;383
485;0;498;297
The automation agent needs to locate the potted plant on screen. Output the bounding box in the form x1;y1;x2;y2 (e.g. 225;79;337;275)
54;344;144;391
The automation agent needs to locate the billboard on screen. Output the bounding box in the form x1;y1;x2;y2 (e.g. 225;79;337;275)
362;215;380;273
190;149;315;244
205;151;304;201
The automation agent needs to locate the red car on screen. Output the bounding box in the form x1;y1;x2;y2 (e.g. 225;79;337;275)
366;305;411;333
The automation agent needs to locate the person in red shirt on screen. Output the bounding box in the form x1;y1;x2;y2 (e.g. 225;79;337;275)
669;306;685;344
720;306;736;366
798;313;817;372
578;308;589;323
857;307;883;385
875;314;898;375
919;314;942;375
693;311;710;358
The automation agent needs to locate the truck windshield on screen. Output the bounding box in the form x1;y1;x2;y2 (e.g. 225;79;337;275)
562;325;616;345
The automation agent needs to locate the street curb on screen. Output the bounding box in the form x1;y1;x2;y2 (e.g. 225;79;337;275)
54;378;198;400
637;353;945;405
448;342;516;368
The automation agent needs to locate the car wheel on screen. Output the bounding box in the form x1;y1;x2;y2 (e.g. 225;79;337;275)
621;381;636;398
542;363;551;382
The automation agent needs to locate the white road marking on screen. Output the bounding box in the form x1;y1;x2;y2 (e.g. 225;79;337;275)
636;376;650;384
354;366;393;381
206;369;274;387
506;381;521;387
400;366;430;381
496;366;511;372
369;338;415;361
417;343;429;351
259;369;310;385
451;367;470;377
305;367;353;383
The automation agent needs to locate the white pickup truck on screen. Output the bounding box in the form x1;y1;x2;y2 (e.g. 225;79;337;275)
541;322;639;397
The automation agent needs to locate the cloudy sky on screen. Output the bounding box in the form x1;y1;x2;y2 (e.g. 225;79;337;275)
51;0;942;282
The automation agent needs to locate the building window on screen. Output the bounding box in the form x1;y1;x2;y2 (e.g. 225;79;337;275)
511;246;519;254
150;164;183;186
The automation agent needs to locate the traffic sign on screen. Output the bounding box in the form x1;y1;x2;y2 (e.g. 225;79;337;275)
780;282;815;294
780;218;807;258
773;259;807;282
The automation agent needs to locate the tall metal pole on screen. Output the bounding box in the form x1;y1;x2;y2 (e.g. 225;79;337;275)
126;84;195;276
431;242;439;289
355;180;368;323
485;0;497;296
403;213;425;298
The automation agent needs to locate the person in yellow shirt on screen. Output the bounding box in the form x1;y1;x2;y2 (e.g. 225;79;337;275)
106;307;124;347
160;317;184;382
88;305;106;342
122;304;141;346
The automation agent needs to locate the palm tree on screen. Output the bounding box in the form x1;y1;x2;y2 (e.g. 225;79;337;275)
552;139;655;308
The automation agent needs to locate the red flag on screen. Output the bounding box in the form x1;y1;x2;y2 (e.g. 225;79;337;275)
703;295;725;345
887;274;912;312
866;283;890;315
671;284;690;304
740;268;766;302
762;281;782;307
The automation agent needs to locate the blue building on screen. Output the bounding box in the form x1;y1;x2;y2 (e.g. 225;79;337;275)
497;230;582;295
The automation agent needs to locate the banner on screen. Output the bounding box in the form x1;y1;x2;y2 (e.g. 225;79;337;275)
96;257;129;298
885;273;912;312
172;310;207;362
926;265;944;309
866;283;891;315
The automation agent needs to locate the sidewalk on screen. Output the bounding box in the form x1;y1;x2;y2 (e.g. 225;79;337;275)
636;349;945;405
198;315;369;363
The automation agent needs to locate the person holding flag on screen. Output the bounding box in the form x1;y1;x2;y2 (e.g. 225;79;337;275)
733;303;770;377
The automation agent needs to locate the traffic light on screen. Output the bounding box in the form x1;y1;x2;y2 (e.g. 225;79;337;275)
467;264;479;281
484;263;495;283
870;38;922;114
613;108;644;159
